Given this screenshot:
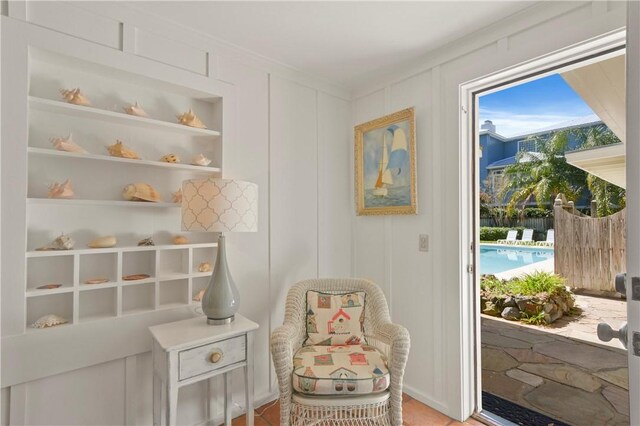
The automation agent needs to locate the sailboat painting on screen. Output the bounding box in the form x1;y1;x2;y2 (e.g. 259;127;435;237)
354;108;417;216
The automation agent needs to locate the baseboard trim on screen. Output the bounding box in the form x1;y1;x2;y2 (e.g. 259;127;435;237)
402;384;450;418
193;391;279;426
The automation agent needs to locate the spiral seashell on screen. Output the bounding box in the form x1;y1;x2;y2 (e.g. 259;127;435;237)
60;88;91;106
122;183;162;202
123;101;148;117
50;134;87;154
176;109;207;129
36;233;75;251
191;153;212;166
48;179;74;199
107;140;141;160
172;189;182;203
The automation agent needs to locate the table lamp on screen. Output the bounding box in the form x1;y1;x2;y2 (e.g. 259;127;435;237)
181;178;258;324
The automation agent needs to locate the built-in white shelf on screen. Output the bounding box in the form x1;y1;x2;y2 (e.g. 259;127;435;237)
26;286;75;298
28;148;221;174
27;198;180;208
27;243;217;258
29;97;221;137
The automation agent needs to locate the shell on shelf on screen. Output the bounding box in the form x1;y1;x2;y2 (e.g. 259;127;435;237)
191;153;212;167
172;189;182;204
122;183;163;202
84;278;109;285
176;109;207;129
160;154;180;163
193;289;205;302
123;274;150;281
198;262;212;273
107;140;141;160
88;235;117;248
36;284;62;290
36;233;75;251
32;314;68;329
48;179;75;199
60;88;91;106
50;134;88;154
138;237;155;246
173;235;189;245
122;101;149;117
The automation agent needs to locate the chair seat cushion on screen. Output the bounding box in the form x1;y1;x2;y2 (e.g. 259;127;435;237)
292;344;390;396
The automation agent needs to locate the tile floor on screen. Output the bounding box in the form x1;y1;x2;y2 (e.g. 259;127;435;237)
229;393;485;425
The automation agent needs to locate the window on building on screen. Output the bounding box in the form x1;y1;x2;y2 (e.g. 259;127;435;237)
518;138;541;152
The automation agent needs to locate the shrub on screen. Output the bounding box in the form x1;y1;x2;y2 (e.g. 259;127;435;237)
522;207;552;218
509;271;566;296
479;226;525;241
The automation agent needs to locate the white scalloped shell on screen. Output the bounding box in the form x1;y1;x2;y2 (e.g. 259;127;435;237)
32;314;68;328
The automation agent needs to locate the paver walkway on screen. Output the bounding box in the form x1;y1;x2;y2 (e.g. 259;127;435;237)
482;305;629;425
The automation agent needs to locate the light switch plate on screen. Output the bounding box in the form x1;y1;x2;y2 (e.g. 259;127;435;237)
419;234;429;252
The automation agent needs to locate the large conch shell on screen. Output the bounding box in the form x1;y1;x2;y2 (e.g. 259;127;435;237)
88;235;117;248
36;233;75;251
191;153;212;166
48;179;74;199
107;140;141;160
122;101;148;117
122;183;162;202
176;109;207;129
172;189;182;203
60;88;91;106
50;134;87;154
32;314;68;329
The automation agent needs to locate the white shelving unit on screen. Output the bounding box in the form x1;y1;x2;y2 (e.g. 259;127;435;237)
23;50;223;332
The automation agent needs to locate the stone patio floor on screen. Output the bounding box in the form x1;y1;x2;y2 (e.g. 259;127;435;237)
482;294;629;425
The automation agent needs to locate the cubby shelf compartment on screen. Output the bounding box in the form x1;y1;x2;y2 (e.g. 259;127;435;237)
28;148;221;174
122;282;155;315
79;287;117;322
29;97;221;137
27;198;180;208
79;252;117;286
158;248;189;276
27;255;75;291
159;278;189;307
26;292;74;330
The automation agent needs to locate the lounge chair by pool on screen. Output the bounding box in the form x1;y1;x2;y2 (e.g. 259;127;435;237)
536;229;554;247
519;229;534;245
497;230;518;245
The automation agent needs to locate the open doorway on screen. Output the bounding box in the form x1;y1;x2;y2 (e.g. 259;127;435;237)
461;35;631;426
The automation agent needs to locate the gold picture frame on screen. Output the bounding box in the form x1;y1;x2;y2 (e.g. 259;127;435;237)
354;107;417;216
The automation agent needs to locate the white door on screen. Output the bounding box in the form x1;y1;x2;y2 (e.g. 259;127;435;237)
622;2;640;424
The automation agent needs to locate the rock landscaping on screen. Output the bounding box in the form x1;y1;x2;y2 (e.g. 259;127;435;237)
481;272;575;324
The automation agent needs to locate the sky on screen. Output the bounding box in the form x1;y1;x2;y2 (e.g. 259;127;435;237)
479;74;595;138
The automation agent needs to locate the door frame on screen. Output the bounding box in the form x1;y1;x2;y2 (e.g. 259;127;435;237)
458;29;626;420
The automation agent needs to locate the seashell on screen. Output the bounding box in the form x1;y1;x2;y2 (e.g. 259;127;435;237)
50;134;88;154
123;101;149;117
173;235;189;245
172;189;182;203
88;235;117;248
160;154;180;163
60;88;91;106
122;183;162;202
176;109;207;129
193;289;205;302
138;237;155;246
84;278;109;285
198;262;212;273
191;153;212;166
48;179;75;199
122;274;150;281
37;284;62;290
32;314;68;329
36;233;75;251
107;140;141;160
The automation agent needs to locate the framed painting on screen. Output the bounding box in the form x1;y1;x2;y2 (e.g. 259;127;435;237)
354;107;417;216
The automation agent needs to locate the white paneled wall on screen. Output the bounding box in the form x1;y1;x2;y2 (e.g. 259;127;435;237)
351;1;626;421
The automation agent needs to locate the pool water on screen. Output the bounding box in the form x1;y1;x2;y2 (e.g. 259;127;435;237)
480;244;554;275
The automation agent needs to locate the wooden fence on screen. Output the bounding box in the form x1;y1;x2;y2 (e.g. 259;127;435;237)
554;195;625;293
480;217;553;233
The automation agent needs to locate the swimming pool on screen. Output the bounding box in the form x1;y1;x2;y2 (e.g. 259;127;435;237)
480;244;554;275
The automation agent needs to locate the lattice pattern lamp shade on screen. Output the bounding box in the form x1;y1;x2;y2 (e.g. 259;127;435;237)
181;178;258;233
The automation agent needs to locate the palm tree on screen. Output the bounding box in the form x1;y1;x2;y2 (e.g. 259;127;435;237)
499;130;587;211
573;124;625;216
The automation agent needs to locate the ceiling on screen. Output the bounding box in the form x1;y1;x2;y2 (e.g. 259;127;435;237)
125;1;538;89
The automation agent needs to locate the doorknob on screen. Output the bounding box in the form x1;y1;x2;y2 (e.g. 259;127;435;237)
615;273;626;294
597;322;628;348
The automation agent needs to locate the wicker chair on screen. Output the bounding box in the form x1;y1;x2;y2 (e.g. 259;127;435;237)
270;278;410;426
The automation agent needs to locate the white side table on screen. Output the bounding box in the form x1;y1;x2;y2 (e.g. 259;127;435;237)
150;314;259;426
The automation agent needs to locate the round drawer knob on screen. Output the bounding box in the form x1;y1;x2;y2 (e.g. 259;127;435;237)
210;351;223;363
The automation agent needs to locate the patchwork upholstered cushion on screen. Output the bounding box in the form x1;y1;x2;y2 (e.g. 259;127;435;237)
292;344;390;396
305;291;366;346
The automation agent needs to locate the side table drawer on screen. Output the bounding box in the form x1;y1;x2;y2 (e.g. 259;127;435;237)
179;335;246;381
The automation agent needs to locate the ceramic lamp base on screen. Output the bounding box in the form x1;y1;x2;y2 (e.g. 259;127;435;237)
207;316;234;325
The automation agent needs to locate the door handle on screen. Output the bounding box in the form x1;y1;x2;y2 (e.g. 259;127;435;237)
615;273;626;294
597;322;628;348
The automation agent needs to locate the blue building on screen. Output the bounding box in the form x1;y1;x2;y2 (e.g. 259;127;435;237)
479;114;603;205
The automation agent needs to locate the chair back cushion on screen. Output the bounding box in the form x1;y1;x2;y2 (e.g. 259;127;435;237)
292;344;390;396
305;290;366;346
